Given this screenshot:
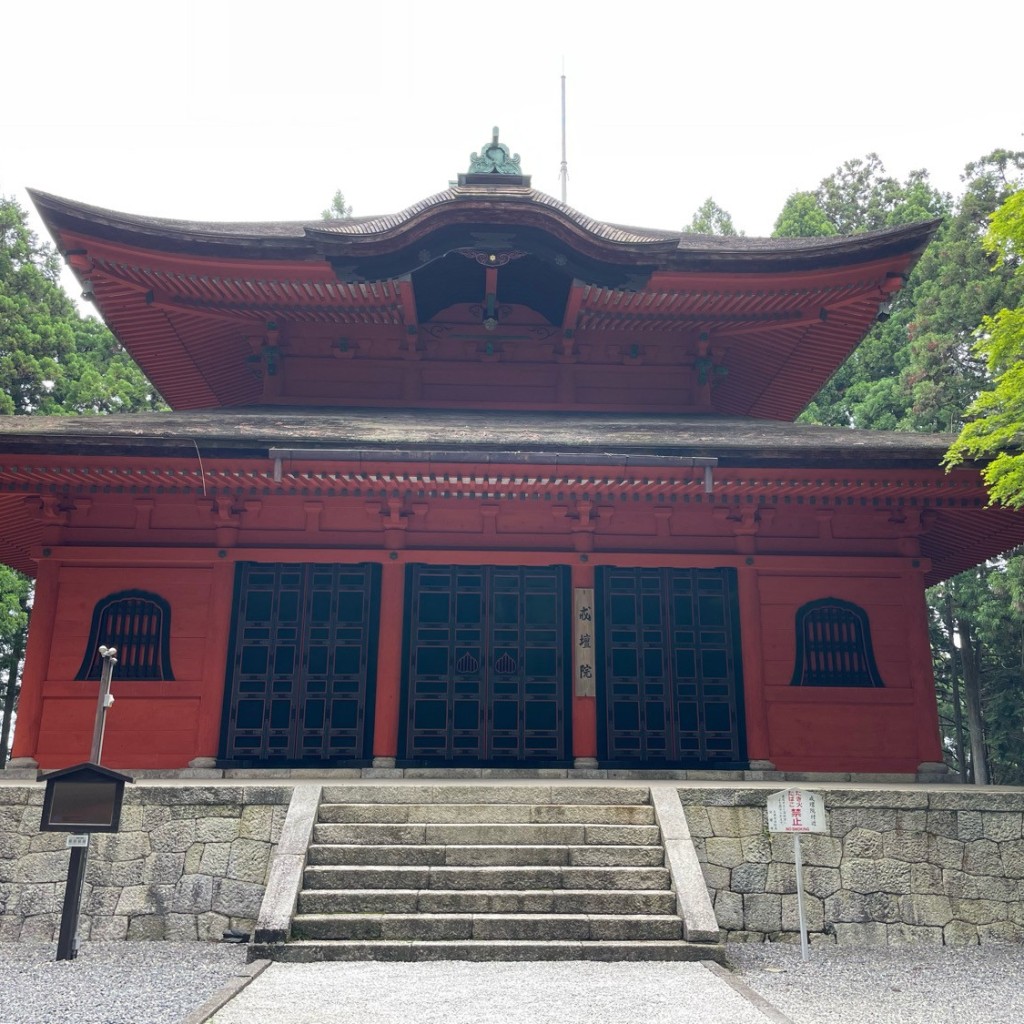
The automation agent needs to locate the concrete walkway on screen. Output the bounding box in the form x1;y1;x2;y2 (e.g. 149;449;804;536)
205;960;788;1024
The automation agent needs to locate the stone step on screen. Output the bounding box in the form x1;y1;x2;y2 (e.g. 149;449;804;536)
251;939;725;963
317;802;655;825
302;865;671;891
291;913;684;941
306;844;664;867
320;785;651;806
311;822;661;847
297;888;679;916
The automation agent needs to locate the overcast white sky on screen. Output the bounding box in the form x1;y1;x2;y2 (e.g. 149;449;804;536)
4;0;1022;258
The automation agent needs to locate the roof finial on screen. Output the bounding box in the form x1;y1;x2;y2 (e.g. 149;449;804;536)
467;128;523;175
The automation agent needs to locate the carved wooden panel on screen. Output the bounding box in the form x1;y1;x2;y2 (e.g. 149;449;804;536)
223;563;380;763
598;567;745;766
402;565;570;764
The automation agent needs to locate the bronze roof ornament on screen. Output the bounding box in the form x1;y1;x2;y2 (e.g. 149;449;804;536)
468;127;523;175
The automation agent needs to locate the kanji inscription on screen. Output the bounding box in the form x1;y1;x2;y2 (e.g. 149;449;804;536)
574;588;596;697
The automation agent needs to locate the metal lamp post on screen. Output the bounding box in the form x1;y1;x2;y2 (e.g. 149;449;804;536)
89;646;117;764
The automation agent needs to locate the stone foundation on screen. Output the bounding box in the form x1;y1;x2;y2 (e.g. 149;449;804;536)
0;785;290;941
678;787;1024;945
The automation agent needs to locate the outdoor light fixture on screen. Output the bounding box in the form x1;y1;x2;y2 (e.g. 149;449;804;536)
81;279;95;301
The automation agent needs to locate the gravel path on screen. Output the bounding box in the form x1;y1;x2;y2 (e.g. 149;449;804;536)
0;943;248;1024
206;961;776;1024
728;943;1024;1024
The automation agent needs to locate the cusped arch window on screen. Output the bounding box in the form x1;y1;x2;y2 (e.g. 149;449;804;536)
76;590;174;681
790;597;884;688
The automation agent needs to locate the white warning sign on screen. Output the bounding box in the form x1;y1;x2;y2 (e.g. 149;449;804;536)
766;788;828;834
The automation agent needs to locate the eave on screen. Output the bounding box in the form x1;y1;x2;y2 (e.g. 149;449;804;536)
1;409;1020;586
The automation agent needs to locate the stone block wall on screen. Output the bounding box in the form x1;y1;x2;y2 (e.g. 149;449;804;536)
0;785;291;941
678;787;1024;945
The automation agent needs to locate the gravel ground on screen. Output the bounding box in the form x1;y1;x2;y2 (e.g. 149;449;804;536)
728;943;1024;1024
2;942;1024;1024
0;943;248;1024
206;961;776;1024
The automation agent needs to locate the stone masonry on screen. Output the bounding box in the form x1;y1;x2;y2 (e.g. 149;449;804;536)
0;785;290;942
678;787;1024;946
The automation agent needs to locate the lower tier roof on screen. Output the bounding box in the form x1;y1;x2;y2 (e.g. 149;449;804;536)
0;407;962;464
0;409;1020;585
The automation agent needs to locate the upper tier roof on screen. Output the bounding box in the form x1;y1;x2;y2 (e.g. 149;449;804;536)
29;185;940;420
30;184;938;269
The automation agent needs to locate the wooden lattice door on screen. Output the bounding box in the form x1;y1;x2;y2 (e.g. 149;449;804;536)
401;565;571;764
597;567;745;766
222;563;380;763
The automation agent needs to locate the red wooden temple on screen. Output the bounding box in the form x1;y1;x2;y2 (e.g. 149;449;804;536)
4;133;1022;775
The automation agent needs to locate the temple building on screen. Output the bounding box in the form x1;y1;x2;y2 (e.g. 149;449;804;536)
4;134;1023;777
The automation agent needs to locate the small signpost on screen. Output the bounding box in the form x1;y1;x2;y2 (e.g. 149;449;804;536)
37;646;131;961
39;761;133;960
766;788;828;961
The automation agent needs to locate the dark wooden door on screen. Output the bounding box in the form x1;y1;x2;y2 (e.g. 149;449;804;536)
401;565;571;764
222;563;380;763
597;567;745;766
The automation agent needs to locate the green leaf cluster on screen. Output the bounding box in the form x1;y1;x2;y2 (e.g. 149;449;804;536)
321;190;352;221
945;185;1024;505
1;196;166;417
682;197;741;236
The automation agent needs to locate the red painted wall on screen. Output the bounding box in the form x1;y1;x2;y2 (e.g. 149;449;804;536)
31;564;218;769
754;570;942;772
13;487;944;774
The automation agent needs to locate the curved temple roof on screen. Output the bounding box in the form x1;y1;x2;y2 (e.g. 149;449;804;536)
29;185;938;271
28;185;940;420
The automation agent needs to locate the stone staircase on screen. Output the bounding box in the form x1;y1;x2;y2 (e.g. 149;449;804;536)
253;784;723;961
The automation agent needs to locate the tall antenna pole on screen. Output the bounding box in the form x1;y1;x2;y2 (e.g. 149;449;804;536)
559;59;568;204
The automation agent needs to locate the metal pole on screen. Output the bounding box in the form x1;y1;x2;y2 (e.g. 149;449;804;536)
794;832;809;960
559;61;568;204
89;647;117;764
56;840;89;961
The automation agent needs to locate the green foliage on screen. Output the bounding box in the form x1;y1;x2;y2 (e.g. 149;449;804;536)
929;562;1024;785
813;154;949;235
772;192;836;238
792;154;1024;432
321;190;352;221
945;183;1024;505
48;317;166;415
0;567;29;658
0;197;76;414
899;155;1024;433
0;196;165;416
682;197;740;236
0;566;30;764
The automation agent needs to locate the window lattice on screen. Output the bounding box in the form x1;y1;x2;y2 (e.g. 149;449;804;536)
790;598;884;688
76;590;174;681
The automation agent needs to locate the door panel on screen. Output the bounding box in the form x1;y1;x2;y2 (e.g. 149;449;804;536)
598;567;745;766
402;565;570;764
223;563;380;763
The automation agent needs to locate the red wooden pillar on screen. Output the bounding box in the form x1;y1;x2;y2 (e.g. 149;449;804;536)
736;565;772;765
905;567;944;765
10;556;60;765
570;560;598;765
190;557;236;766
372;559;405;766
